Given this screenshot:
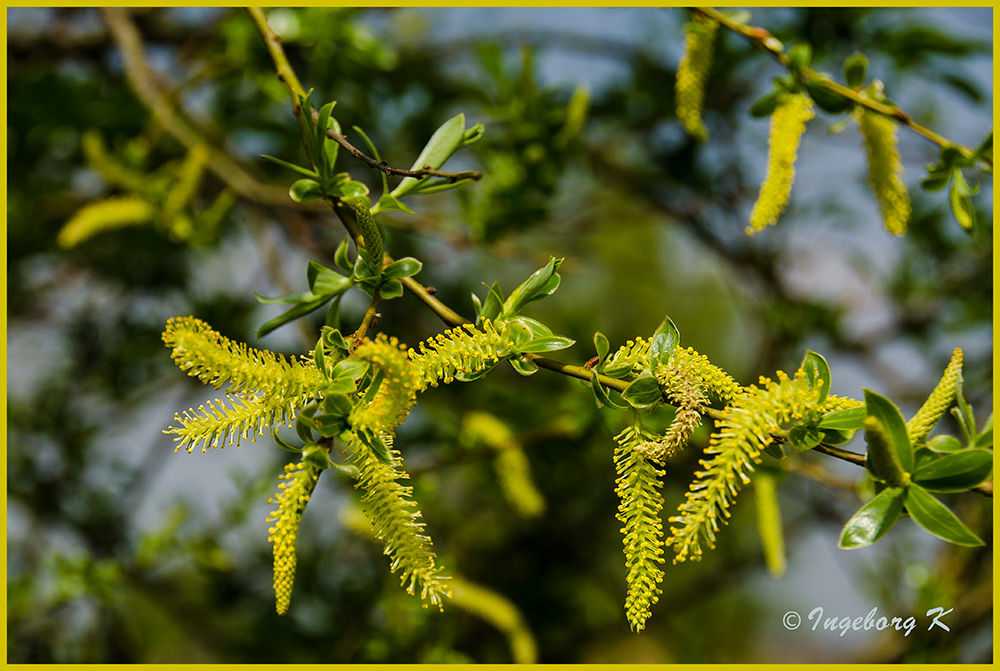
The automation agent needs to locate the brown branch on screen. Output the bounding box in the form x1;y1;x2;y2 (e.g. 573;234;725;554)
101;8;299;207
694;6;992;167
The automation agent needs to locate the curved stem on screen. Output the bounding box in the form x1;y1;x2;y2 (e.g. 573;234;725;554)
694;6;991;166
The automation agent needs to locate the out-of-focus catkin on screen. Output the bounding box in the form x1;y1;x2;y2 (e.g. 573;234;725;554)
748;92;815;234
855;108;911;236
675;14;719;142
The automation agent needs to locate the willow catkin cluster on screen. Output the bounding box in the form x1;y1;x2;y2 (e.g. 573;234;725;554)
667;370;821;563
613;424;666;632
675;14;719;142
748;92;815;234
855;108;911;236
266;460;321;615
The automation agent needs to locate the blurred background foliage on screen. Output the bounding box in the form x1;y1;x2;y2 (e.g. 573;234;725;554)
6;7;992;663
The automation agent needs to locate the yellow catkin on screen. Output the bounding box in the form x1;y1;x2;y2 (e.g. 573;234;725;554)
667;370;821;563
747;92;815;234
161;316;327;452
753;471;786;577
675;14;719;142
907;348;963;445
613;425;666;632
449;578;538;664
462;411;545;518
266;460;321;615
855;108;911;236
57;196;155;248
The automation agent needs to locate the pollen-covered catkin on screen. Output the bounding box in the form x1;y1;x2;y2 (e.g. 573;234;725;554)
266;460;321;615
613;425;666;631
667;370;821;563
675;13;719;142
855;108;911;236
748;92;815;234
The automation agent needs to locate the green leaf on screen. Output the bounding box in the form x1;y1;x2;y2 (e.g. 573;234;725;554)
805;80;852;114
324;295;342;328
838;487;904;549
904;485;984;546
648;315;680;368
800;350;831;404
591;370;628;410
334;236;353;273
328;178;370;200
381;257;422;281
594;331;611;366
843;52;868;88
787;43;812;71
863;416;907;488
763;442;787;460
818;406;866;431
307;260;350;294
253;289;316;305
374;194;415;215
509;357;539;376
501;257;563;318
256;295;334;339
378;278;404;300
927;434;963;454
787;425;823;451
357;427;394;465
289;178;324;203
322;388;353;412
864;389;914;472
820;427;856;446
517;335;575;353
399;177;477;197
749;90;780;118
273;432;304;454
260;154;320;179
322;111;341;174
479;282;505;323
391;113;470;199
315;101;337;174
361;369;384;405
920;164;952;191
911;449;993;492
949;171;977;231
621;375;662;411
510;317;553;339
331;359;368;382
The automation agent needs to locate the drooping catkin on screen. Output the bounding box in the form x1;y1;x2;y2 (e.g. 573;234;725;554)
675;14;719;142
747;92;815;234
855;108;911;236
613;424;666;632
266;460;321;615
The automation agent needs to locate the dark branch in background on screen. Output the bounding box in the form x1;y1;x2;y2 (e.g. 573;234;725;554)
693;6;993;166
245;7;993;499
101;8;302;208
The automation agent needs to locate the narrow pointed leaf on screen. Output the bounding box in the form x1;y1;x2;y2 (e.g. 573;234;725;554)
905;484;984;546
838;486;904;549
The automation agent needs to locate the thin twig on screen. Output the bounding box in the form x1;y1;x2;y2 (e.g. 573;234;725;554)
247;7;481;184
353;293;382;348
694;6;992;166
